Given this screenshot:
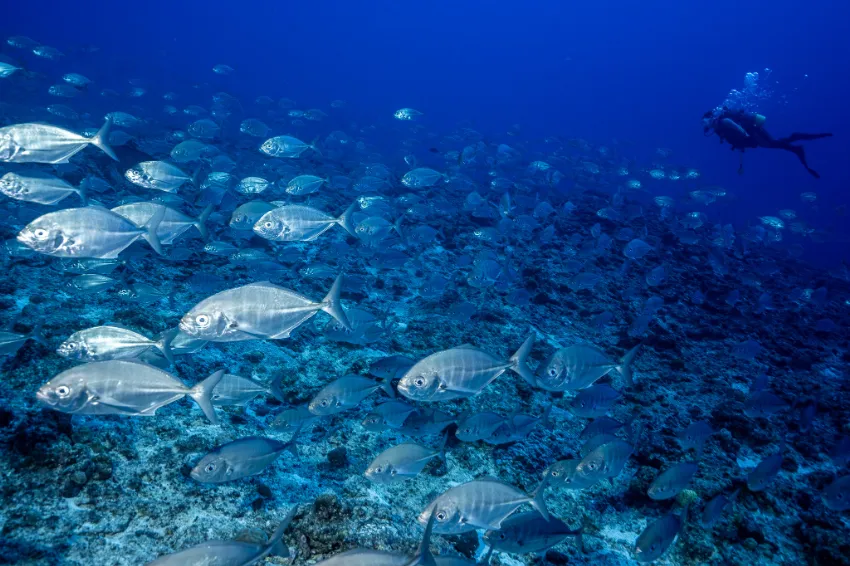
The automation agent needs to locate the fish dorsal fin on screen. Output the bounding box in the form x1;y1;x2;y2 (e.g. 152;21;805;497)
244;281;280;290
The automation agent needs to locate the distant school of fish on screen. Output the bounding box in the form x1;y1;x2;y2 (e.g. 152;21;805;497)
0;31;847;566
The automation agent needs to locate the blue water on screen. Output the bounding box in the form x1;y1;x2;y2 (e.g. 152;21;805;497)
2;2;849;565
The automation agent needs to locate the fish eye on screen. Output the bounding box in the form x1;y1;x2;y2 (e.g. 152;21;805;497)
551;470;560;477
414;377;426;387
499;533;506;540
436;511;447;521
374;466;383;473
56;385;71;397
264;221;274;229
204;463;216;473
34;229;48;239
195;314;210;327
320;399;329;407
548;367;557;377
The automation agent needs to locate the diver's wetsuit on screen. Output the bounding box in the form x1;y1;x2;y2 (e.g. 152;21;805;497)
704;109;832;178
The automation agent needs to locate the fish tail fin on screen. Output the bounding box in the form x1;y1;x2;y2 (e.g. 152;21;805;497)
309;136;323;156
393;214;405;240
437;430;449;463
408;508;437;566
191;165;204;188
188;369;225;424
284;424;302;456
156;328;177;366
320;273;350;330
336;201;357;237
142;206;166;256
195;204;213;241
530;480;551;521
76;178;87;205
28;322;46;346
268;377;287;403
379;377;396;399
91;117;118;161
264;506;297;559
508;333;536;387
541;402;553;428
617;343;641;387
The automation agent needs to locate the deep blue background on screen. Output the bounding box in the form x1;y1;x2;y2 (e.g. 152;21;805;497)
3;0;848;265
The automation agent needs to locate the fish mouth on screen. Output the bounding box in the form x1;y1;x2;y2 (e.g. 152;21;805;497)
35;387;54;406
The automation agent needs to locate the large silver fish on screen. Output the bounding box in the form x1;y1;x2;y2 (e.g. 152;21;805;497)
0;171;86;205
17;205;165;258
57;325;175;364
418;477;550;534
111;202;211;244
36;360;223;423
397;335;534;401
180;274;350;342
253;202;356;241
634;506;688;562
145;508;295;565
124;161;192;192
308;374;394;416
190;432;299;483
365;436;446;484
0;118;117;163
537;343;640;391
483;511;583;555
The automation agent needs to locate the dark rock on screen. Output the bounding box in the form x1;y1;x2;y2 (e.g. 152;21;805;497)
327;447;348;469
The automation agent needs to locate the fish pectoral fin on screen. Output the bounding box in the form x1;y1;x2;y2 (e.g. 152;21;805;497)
91;396;145;415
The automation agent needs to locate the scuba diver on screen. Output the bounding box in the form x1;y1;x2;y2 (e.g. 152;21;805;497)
703;108;832;178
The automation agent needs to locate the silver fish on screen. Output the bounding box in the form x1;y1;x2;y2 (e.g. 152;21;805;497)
17;205;165;258
57;325;175;364
111;202;211;244
634;506;688;562
270;405;319;433
369;355;415;380
180;274;350;342
822;475;850;511
747;443;785;491
575;439;635;486
567;384;621;418
0;118;117;164
362;400;417;431
191;432;299;483
145;508;295;565
365;436;446;484
542;459;597;490
483;511;582;555
230;201;277;230
0;171;85;205
647;462;699;500
701;489;739;527
124;161;192;192
398;408;456;436
419;477;550;534
259;135;320;158
677;421;714;459
456;411;507;442
36;361;223;423
397;335;534;402
212;374;281;405
537;343;639;391
253;203;356;242
485;405;552;445
308;374;394;416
